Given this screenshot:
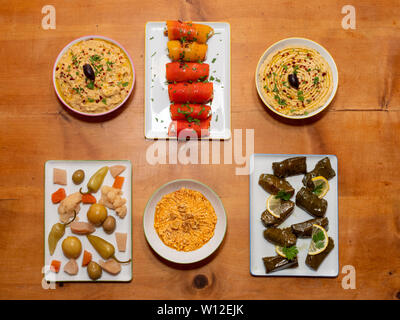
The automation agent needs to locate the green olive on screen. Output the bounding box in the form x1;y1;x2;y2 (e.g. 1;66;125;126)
87;261;102;280
87;203;108;227
102;216;116;234
72;169;85;185
62;236;82;259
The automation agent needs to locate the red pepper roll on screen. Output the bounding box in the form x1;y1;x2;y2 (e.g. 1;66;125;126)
166;21;214;44
168;82;213;104
168;118;211;138
170;104;211;120
166;62;209;82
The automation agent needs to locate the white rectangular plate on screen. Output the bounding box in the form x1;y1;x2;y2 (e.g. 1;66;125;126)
144;21;231;140
249;154;339;277
44;160;132;282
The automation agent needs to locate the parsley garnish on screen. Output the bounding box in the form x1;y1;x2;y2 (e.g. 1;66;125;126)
282;246;298;260
313;184;324;195
313;77;319;85
312;230;326;249
297;90;305;102
87;80;94;90
274;95;287;106
274;190;291;201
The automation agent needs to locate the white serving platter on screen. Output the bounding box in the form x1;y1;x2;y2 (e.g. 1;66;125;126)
143;179;227;264
144;21;231;140
249;154;339;277
44;160;132;282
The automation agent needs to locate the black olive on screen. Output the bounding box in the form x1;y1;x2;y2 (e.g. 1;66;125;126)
83;64;95;80
288;73;300;89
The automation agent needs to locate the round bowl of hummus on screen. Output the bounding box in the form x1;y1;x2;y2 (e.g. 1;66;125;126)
53;35;135;116
255;38;338;119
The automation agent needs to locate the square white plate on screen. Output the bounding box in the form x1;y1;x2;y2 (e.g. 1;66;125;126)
44;160;132;282
249;154;339;277
144;21;231;140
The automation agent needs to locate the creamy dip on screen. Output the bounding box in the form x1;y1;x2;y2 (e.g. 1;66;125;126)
258;46;333;116
55;38;132;114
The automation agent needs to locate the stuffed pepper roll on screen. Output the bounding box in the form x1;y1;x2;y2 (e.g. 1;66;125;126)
166;62;209;82
291;217;329;238
296;187;327;217
261;200;295;228
166;21;214;44
262;256;299;274
168;82;213;104
167;40;208;62
272;156;307;178
258;174;295;197
303;157;336;189
170;104;211;121
168;117;211;138
263;227;297;248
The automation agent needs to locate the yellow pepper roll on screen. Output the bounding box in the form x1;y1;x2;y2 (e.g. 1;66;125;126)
166;21;214;44
167;40;208;62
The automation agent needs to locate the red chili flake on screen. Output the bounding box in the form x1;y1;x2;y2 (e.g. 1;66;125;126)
322;72;326;76
56;67;59;71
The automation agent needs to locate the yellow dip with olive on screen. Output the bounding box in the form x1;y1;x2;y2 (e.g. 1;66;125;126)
55;39;132;114
258;46;333;116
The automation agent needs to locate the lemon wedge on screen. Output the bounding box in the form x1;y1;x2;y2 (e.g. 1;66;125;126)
308;224;329;256
311;176;329;198
266;194;284;218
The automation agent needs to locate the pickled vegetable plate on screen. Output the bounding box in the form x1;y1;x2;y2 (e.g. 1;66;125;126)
44;160;132;282
249;154;339;277
144;22;231;140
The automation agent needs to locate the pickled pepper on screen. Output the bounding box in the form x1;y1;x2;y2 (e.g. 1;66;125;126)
80;166;108;194
86;235;131;263
48;211;77;255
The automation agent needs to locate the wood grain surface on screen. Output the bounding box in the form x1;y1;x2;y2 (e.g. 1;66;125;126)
0;0;399;300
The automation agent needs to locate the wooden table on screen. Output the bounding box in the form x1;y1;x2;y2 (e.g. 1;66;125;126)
0;0;399;300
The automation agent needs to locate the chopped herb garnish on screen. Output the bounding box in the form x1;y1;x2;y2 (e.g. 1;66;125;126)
297;90;304;102
151;51;156;57
211;58;216;63
87;80;95;90
275;190;291;201
274;95;287;106
102;98;107;104
313;77;319;85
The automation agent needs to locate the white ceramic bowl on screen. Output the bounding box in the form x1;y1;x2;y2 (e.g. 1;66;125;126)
255;37;338;119
53;35;135;117
143;179;227;264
